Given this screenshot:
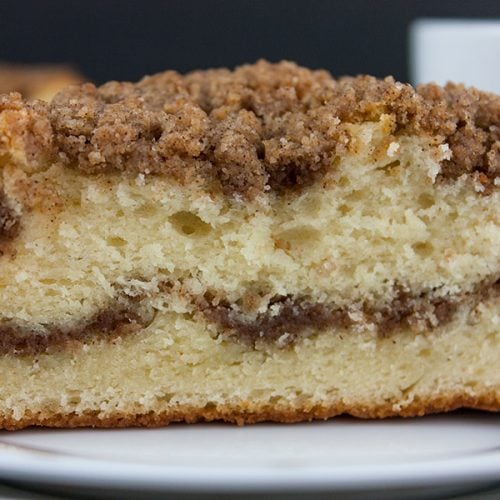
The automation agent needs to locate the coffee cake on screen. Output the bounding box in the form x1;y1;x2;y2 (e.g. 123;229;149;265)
0;60;498;429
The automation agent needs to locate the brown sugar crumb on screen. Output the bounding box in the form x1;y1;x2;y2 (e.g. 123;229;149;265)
1;60;500;199
417;83;500;181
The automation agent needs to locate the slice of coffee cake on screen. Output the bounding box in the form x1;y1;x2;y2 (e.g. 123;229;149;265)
0;61;498;429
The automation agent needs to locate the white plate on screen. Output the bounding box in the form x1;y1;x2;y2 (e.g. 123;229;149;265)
0;413;499;496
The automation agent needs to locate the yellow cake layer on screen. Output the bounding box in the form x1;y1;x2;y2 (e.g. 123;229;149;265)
0;297;497;428
1;118;498;326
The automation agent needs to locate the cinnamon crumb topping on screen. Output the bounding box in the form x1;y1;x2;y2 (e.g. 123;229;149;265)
1;60;499;198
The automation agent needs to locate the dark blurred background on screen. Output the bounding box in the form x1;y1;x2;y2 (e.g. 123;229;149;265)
1;0;500;84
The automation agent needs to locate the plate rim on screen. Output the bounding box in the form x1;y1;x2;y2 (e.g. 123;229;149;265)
0;439;498;492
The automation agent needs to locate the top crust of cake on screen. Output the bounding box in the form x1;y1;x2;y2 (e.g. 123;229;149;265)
1;60;499;198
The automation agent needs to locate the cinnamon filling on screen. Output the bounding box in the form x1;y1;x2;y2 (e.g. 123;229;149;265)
0;191;20;244
0;278;497;356
199;279;499;346
0;301;151;356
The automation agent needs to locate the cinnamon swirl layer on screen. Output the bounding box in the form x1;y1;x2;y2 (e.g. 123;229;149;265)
0;277;497;355
0;190;20;243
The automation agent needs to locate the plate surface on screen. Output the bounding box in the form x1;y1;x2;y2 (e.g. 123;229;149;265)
0;413;498;494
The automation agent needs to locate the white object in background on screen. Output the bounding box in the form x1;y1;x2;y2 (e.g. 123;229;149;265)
410;19;500;93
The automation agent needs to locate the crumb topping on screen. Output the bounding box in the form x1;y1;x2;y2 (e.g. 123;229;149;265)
1;60;500;198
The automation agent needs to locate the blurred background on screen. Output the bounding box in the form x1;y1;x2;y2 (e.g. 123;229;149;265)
1;0;500;86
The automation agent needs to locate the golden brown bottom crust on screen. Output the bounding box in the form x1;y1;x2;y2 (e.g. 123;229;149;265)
1;392;498;430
